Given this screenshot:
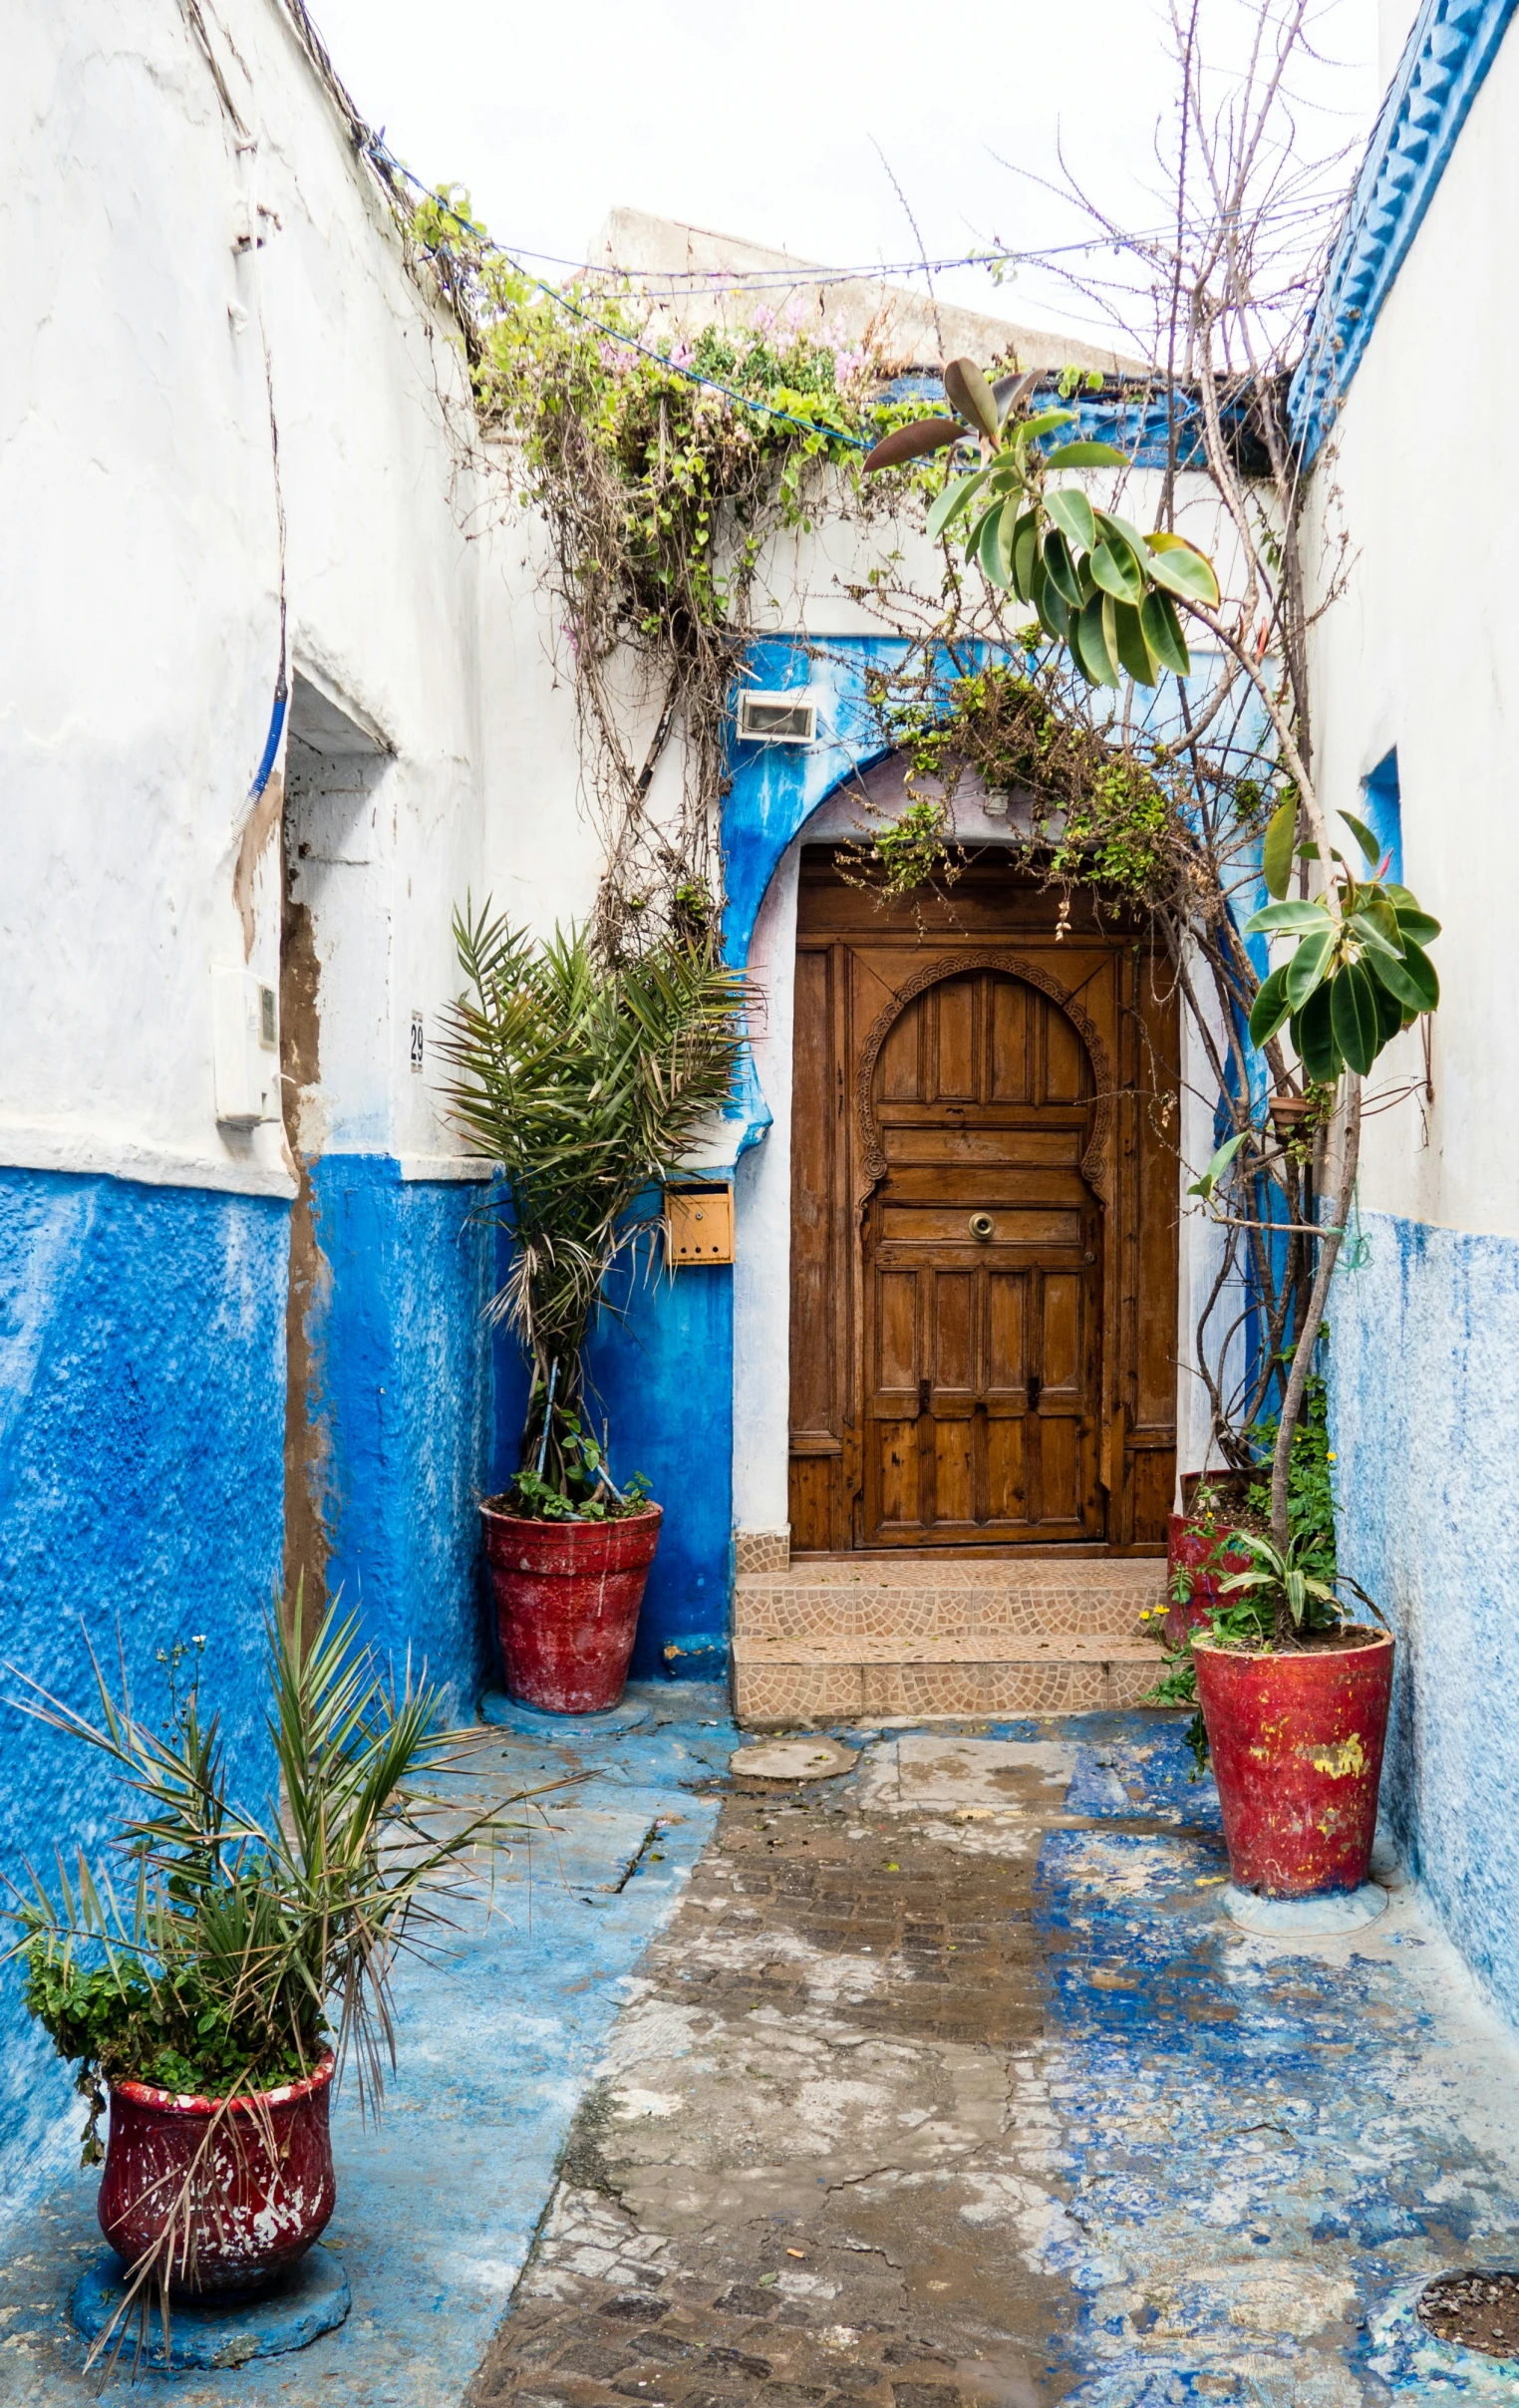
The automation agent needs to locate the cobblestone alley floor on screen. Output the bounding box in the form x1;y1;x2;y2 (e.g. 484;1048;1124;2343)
4;1700;1519;2403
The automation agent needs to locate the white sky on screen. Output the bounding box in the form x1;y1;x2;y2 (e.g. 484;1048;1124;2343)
306;0;1384;349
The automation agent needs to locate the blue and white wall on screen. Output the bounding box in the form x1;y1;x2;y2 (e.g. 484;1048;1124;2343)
0;0;530;2202
1298;0;1519;2013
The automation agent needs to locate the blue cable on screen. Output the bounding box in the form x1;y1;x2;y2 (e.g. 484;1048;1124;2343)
366;140;874;452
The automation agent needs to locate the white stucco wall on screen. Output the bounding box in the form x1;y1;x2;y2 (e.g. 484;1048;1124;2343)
1;0;531;1199
1304;16;1519;1246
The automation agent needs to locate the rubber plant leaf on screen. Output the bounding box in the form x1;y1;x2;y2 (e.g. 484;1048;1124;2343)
1330;959;1381;1075
942;359;1003;447
1284;924;1335;1011
1073;591;1120;688
1045;440;1127;466
1042;527;1084;609
1143;529;1221;606
1016;408;1078;445
1248;962;1293;1048
1390;903;1441;945
926;466;991;545
1246;898;1330;935
1371;971;1404;1045
1348;907;1403;961
1261;796;1298;899
1139;588;1190;676
1046;486;1096;554
1295;983;1343;1083
1112;600;1157;687
1089;534;1146;605
1031;555;1068;641
1367;938;1439;1013
1338;808;1382;867
978;497;1017;588
1186;1127;1250;1200
992;367;1045;424
863;418;964;472
1011;509;1040;602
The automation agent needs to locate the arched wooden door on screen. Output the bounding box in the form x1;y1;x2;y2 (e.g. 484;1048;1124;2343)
787;848;1179;1555
860;967;1103;1546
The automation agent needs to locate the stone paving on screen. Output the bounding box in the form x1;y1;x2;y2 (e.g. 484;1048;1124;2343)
5;1698;1519;2402
471;1716;1519;2408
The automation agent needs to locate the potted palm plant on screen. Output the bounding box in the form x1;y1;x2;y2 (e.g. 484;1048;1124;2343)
441;907;746;1714
5;1597;543;2367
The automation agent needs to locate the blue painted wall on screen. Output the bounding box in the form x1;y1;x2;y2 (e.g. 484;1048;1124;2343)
0;1167;286;2207
305;1158;493;1719
1329;1210;1519;2018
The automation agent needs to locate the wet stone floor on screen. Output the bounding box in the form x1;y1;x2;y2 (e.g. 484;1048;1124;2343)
470;1714;1519;2408
5;1701;1519;2403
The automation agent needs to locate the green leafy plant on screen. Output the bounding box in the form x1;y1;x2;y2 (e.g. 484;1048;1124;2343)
440;908;746;1514
864;357;1220;687
1247;808;1440;1080
7;1596;542;2156
1216;1527;1382;1652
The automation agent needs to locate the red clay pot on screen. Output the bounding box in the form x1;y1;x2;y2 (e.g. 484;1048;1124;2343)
1164;1512;1254;1647
1193;1629;1394;1896
99;2056;335;2294
480;1500;663;1712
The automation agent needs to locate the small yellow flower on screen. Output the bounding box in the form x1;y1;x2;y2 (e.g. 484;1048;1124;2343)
1327;1451;1337;1461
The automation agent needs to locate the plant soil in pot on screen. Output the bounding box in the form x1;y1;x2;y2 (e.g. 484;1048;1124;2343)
481;1498;663;1713
1193;1625;1394;1895
99;2058;336;2295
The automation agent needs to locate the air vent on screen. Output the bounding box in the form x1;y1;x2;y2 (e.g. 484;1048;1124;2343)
737;691;817;746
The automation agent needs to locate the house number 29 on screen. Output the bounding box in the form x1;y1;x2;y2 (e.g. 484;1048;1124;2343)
410;1011;424;1073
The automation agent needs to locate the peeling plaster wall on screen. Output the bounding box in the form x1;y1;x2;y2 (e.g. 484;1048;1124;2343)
1302;18;1519;2013
0;1170;286;2212
0;0;523;2202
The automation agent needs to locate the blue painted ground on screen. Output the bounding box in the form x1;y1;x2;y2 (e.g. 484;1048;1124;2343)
0;1685;734;2404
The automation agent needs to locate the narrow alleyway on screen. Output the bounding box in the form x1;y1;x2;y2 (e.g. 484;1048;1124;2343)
3;1703;1519;2402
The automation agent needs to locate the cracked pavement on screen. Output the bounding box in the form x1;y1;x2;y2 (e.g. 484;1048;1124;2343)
470;1720;1519;2408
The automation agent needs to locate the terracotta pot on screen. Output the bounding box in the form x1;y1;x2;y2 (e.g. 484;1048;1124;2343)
99;2056;335;2294
1193;1629;1394;1896
480;1500;663;1713
1164;1511;1254;1647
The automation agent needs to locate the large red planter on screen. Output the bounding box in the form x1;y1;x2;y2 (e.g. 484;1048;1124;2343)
99;2056;335;2293
1164;1512;1254;1647
1193;1629;1394;1896
480;1500;663;1713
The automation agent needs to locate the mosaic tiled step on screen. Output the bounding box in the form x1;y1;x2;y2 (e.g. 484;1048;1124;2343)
734;1557;1164;1643
732;1630;1166;1725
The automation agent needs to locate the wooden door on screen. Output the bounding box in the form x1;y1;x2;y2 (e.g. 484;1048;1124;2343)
863;969;1102;1546
787;848;1179;1555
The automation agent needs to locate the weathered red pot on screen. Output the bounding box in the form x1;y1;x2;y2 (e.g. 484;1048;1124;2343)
99;2056;335;2294
480;1500;663;1712
1193;1629;1394;1896
1164;1512;1254;1647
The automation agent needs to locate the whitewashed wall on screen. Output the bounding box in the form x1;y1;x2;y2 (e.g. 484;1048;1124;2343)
1301;11;1519;2019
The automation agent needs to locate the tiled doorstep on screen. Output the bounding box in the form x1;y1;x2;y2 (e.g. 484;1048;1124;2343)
734;1560;1164;1642
732;1629;1166;1725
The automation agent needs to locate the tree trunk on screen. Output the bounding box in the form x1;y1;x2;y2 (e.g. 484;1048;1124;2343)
1269;1077;1362;1641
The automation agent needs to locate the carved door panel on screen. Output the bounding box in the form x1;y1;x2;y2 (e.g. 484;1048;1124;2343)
787;849;1178;1554
861;970;1103;1546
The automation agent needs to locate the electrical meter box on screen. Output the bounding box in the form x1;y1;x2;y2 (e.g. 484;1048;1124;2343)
664;1180;735;1266
212;968;281;1126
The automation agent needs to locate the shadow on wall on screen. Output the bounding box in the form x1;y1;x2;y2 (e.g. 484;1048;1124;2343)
1331;1210;1519;2021
0;1169;286;2209
491;1229;734;1686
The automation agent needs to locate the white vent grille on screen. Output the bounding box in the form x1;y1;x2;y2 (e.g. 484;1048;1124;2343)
738;691;817;746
